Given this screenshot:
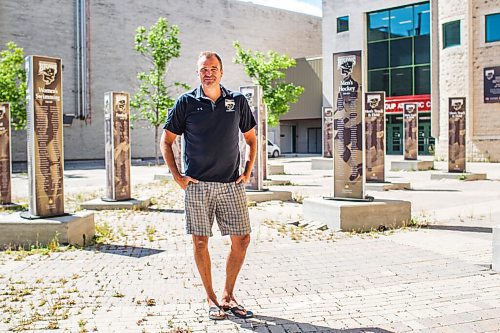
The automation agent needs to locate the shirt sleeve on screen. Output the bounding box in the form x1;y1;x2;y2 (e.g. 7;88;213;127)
163;96;186;135
239;96;257;133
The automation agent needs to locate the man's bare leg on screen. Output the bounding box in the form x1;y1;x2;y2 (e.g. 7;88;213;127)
192;235;225;319
221;234;251;316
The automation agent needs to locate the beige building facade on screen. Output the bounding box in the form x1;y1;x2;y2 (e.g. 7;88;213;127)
323;0;500;161
0;0;321;162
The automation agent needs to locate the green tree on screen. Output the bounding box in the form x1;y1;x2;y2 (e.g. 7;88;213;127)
233;41;304;126
0;41;26;130
131;17;189;165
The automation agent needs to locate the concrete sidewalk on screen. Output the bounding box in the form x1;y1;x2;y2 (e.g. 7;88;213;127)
0;157;499;332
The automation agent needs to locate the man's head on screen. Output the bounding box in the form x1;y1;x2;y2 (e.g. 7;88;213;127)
197;51;223;88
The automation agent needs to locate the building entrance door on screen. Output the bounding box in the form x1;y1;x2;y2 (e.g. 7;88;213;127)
418;122;435;155
386;123;403;155
307;127;321;153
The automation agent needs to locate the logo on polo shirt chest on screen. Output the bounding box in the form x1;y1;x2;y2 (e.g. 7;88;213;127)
225;99;235;112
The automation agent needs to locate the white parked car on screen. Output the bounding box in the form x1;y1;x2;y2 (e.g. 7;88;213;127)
267;140;281;158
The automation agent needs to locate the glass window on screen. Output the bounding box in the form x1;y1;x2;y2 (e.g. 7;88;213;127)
486;13;500;43
391;68;413;96
390;6;414;38
337;16;349;33
414;66;430;94
443;20;460;48
390;38;413;67
368;69;390;96
414;3;430;35
368;41;389;69
414;35;430;64
368;11;389;41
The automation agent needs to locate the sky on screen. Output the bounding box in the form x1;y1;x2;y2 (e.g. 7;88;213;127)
235;0;322;17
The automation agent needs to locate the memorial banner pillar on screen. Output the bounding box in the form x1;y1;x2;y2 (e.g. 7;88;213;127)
25;55;65;218
448;97;466;173
104;92;131;201
0;103;12;204
403;103;418;161
364;92;385;182
240;85;265;191
333;51;363;199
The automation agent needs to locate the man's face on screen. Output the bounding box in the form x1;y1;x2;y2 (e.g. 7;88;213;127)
197;56;223;88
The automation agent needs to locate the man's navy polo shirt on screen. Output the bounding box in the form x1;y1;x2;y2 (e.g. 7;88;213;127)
164;85;256;183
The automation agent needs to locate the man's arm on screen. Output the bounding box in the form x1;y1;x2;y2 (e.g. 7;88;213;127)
160;130;198;189
236;128;257;184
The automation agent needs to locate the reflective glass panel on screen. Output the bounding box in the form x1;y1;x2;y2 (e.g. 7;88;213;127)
390;6;414;38
337;16;349;33
414;3;430;35
390;38;413;67
414;35;430;64
368;11;389;41
486;13;500;43
443;20;460;48
391;68;413;96
368;41;389;69
368;69;390;96
415;66;430;94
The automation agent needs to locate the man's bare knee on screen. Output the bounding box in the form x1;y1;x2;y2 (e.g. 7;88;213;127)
231;234;250;251
193;235;209;253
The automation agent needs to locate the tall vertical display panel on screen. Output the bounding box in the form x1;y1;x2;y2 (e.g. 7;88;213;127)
240;85;265;190
104;92;131;201
403;103;418;161
25;56;64;217
364;92;385;182
0;103;12;204
448;98;466;173
333;51;363;199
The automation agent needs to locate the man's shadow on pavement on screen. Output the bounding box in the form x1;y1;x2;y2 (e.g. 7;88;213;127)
87;244;164;258
228;314;394;333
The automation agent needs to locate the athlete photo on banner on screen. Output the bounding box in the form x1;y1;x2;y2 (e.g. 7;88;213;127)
0;103;11;204
448;97;466;173
333;51;363;199
322;107;333;158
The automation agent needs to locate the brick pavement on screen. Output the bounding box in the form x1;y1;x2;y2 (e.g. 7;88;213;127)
0;159;499;332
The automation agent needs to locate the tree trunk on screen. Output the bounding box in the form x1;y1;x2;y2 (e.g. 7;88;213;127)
155;125;159;165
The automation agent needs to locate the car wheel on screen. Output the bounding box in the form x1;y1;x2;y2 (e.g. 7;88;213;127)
272;150;279;158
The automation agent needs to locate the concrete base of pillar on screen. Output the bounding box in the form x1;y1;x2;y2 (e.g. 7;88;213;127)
80;196;151;210
0;211;95;248
493;226;500;272
268;164;285;175
246;190;293;203
430;172;487;181
303;197;411;232
311;157;333;170
391;160;434;171
365;181;411;191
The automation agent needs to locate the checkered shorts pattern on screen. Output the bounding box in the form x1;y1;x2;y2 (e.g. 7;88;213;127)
184;181;251;237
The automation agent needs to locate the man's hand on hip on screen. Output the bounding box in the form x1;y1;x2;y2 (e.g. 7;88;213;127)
175;175;199;190
236;173;251;184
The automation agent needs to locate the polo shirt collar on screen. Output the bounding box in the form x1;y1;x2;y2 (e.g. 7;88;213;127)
195;84;228;100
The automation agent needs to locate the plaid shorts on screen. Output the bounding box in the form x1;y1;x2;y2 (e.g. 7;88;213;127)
184;181;251;237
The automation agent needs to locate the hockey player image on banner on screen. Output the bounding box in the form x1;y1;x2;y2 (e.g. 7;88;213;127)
332;51;363;199
0;103;11;204
322;107;333;158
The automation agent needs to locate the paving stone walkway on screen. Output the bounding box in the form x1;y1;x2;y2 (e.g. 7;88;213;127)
1;158;499;332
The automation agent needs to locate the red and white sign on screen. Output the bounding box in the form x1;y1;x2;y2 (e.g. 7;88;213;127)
385;94;431;113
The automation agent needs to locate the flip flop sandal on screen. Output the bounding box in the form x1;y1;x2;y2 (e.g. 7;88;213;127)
223;304;254;319
208;306;227;320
